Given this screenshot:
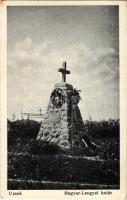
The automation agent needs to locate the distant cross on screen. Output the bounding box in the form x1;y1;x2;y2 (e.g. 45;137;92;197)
21;103;23;120
12;113;16;121
58;62;70;82
38;108;42;115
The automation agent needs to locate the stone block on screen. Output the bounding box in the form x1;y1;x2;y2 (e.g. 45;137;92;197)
51;137;60;143
62;116;68;121
38;132;43;138
44;116;48;120
42;121;47;125
55;124;61;129
61;122;68;129
54;132;60;138
36;134;42;140
47;127;52;131
54;83;73;88
42;125;47;129
43;131;49;137
46;137;52;142
61;127;68;133
60;134;69;140
59;140;69;146
52;129;56;133
61;104;68;111
61;110;67;116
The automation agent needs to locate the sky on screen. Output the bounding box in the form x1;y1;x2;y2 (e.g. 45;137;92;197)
7;6;119;121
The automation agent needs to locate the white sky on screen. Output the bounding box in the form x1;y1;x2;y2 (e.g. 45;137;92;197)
7;6;119;121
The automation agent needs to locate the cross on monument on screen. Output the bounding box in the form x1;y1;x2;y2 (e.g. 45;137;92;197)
58;62;71;82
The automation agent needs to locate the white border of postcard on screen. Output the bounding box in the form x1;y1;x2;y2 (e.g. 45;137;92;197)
0;1;127;199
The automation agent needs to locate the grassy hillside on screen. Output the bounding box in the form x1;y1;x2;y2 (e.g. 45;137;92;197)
8;119;120;189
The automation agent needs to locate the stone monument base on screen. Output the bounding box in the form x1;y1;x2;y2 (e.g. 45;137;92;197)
37;83;85;150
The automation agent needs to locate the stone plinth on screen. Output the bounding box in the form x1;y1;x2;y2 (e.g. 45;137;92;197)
37;83;85;150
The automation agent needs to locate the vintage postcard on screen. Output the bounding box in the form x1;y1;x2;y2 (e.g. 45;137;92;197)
0;0;127;199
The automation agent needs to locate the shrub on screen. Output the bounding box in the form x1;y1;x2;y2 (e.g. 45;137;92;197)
29;140;61;155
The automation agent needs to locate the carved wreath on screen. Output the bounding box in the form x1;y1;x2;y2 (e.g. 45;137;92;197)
50;88;65;108
68;88;81;105
50;87;81;108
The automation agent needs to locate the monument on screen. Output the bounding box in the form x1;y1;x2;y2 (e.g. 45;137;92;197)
37;62;86;150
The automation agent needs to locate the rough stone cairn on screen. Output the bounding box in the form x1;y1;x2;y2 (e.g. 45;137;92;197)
37;62;85;150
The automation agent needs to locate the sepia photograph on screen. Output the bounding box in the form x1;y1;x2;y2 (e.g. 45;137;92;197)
0;1;127;199
7;5;120;190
